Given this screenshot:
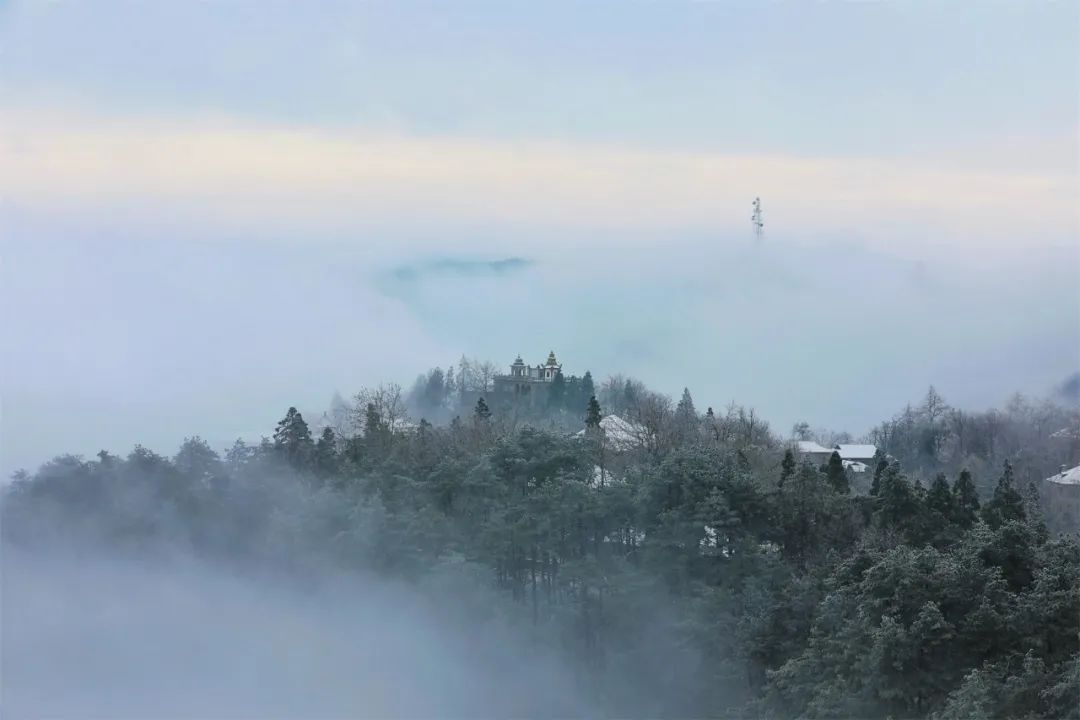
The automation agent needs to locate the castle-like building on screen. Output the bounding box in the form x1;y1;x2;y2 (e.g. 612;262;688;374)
492;351;562;402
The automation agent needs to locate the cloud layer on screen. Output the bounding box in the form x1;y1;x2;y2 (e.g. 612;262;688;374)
3;108;1075;255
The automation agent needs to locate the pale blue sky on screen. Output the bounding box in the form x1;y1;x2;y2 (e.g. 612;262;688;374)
1;2;1077;473
3;2;1077;156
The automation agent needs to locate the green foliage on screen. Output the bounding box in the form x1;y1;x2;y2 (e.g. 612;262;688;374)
983;460;1026;529
825;450;849;494
585;395;602;429
952;468;981;527
273;407;314;469
4;380;1078;720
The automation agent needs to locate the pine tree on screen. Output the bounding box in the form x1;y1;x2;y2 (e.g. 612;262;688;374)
825;450;849;494
876;464;919;530
952;468;980;527
676;388;697;418
474;397;491;422
580;371;596;411
926;473;955;518
273;407;314;469
780;448;796;488
313;427;338;478
674;388;698;444
983;460;1026;528
871;452;889;496
585;395;602;429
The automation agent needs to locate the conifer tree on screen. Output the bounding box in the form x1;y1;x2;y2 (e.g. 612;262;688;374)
585;395;602;429
674;388;698;444
926;472;955;518
313;427;338;478
780;448;796;487
825;450;849;494
676;388;697;418
273;407;314;469
580;371;596;411
952;468;980;527
871;451;889;496
983;459;1026;528
474;396;491;422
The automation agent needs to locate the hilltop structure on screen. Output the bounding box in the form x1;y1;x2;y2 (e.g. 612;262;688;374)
492;351;563;405
796;440;876;473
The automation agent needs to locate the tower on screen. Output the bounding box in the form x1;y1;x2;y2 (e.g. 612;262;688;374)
751;197;764;242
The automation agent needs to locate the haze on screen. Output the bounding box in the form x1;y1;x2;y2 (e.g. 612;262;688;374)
2;1;1077;474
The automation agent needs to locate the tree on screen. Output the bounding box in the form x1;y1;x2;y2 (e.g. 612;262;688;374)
548;370;567;410
474;396;492;422
353;383;408;434
926;473;955;518
585;395;602;430
674;388;698;444
313;427;338;478
791;421;813;441
825;451;849;494
951;469;981;527
580;371;596;411
173;436;222;483
871;452;889;496
273;407;314;469
780;449;796;487
983;460;1026;528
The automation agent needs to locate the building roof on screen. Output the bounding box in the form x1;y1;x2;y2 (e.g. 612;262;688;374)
576;413;645;450
1047;465;1080;485
835;444;877;460
796;440;832;454
843;460;870;473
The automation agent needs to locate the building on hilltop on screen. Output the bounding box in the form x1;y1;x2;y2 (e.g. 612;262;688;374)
491;351;563;405
796;441;877;473
1040;464;1080;535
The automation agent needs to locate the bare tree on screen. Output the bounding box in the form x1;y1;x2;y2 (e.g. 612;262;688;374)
352;383;409;434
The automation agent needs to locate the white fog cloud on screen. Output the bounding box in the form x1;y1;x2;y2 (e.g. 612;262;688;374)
2;107;1075;255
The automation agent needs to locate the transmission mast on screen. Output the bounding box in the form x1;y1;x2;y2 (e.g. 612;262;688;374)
751;197;764;242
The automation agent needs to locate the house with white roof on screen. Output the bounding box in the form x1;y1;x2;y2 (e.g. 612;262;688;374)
576;413;647;452
796;441;834;465
1040;464;1080;535
795;441;877;473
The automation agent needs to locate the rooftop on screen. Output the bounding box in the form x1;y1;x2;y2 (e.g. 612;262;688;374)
1047;465;1080;485
835;444;877;460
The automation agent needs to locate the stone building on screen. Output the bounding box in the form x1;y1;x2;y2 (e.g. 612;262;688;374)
491;351;563;407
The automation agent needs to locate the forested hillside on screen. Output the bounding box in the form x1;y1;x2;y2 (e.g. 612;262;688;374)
4;370;1078;719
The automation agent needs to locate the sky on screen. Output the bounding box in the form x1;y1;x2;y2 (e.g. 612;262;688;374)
1;1;1078;474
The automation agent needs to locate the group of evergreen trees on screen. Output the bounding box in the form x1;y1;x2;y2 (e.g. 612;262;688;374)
3;380;1078;719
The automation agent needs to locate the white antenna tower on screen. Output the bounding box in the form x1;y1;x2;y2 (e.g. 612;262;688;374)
751;197;764;241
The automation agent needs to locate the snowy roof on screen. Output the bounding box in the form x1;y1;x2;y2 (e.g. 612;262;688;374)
1047;465;1080;485
576;414;645;450
835;444;877;460
1051;427;1080;440
843;460;870;473
796;441;832;454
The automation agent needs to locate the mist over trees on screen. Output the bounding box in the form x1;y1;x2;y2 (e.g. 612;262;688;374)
4;362;1078;719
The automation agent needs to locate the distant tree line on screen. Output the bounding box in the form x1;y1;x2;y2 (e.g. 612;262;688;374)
3;375;1078;719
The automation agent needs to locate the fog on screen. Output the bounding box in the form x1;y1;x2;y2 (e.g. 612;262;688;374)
3;225;1077;477
2;544;593;718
